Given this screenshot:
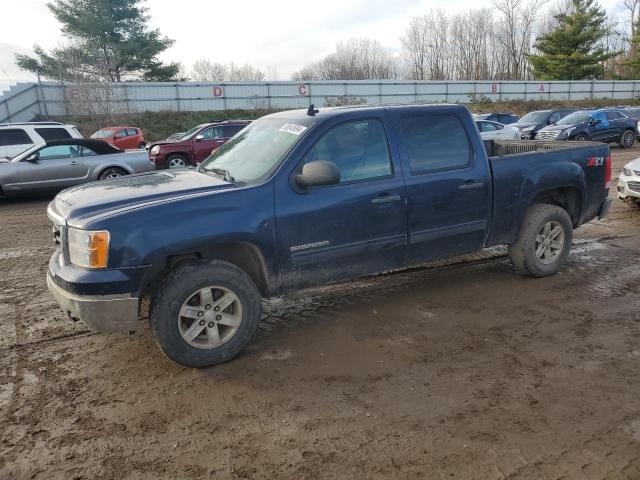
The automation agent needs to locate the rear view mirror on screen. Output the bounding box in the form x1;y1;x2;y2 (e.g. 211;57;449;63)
294;160;341;189
25;153;39;163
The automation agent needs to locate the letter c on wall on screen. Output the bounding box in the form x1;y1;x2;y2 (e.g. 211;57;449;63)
298;85;307;96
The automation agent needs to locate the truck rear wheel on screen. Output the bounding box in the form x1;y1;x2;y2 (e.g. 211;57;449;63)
150;260;261;367
508;204;573;277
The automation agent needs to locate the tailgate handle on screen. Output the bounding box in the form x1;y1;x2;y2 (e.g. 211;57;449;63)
371;194;401;204
459;181;484;191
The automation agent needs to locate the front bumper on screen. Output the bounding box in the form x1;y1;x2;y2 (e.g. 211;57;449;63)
47;272;139;333
149;155;167;169
617;174;640;199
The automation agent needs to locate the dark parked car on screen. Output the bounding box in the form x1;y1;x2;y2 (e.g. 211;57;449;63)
147;120;251;169
474;112;519;124
46;104;612;367
511;108;576;139
536;109;638;147
620;107;640;137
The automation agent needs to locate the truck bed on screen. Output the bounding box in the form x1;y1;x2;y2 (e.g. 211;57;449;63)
484;139;611;247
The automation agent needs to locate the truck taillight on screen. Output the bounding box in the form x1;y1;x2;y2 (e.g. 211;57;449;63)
605;154;611;189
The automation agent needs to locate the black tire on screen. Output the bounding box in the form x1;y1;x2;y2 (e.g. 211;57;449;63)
149;260;261;368
574;134;588;141
619;129;635;149
98;167;127;180
138;142;146;149
166;154;188;169
508;203;573;277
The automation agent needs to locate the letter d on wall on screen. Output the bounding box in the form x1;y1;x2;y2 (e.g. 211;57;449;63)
213;86;224;97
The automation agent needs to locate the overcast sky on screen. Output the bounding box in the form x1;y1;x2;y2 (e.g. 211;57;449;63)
0;0;630;89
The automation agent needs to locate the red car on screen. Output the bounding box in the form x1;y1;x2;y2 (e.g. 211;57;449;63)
90;126;146;150
147;120;251;169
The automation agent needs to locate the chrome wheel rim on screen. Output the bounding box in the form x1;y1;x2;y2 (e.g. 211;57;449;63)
177;285;243;349
535;221;565;265
104;171;122;179
169;157;186;168
624;132;634;147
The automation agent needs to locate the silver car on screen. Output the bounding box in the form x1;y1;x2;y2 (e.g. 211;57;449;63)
0;139;155;197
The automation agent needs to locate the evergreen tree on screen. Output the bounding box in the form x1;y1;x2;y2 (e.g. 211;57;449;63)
16;0;180;82
528;0;619;79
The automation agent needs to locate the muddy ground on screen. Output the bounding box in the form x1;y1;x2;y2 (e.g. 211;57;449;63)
1;147;640;480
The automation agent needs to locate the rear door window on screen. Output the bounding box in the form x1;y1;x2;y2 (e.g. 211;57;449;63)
0;129;32;146
223;125;245;138
34;128;72;141
126;128;138;136
606;111;623;120
400;114;471;174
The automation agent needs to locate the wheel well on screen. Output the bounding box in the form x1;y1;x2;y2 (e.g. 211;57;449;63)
142;243;269;304
531;187;581;226
98;165;129;178
167;152;190;161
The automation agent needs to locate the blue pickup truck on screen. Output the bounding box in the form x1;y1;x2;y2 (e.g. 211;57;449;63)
46;104;612;367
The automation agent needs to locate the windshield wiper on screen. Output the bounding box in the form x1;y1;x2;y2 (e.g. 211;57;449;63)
203;166;235;183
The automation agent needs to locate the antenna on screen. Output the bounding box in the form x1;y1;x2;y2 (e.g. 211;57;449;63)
307;104;319;116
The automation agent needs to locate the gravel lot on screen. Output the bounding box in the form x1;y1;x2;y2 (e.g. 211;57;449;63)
2;146;640;479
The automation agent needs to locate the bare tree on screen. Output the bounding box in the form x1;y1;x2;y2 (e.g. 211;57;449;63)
492;0;541;79
190;60;265;82
624;0;640;39
291;38;399;80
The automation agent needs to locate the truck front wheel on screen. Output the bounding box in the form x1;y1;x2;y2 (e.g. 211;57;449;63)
508;204;573;277
150;260;261;367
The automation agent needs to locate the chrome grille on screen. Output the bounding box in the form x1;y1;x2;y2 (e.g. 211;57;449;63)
627;181;640;193
536;130;560;140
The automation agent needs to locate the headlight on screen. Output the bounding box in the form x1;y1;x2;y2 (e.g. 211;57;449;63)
150;145;160;155
623;167;633;176
559;127;576;138
67;228;110;269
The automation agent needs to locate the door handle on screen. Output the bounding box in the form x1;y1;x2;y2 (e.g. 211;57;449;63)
69;161;78;166
371;194;401;204
459;181;484;191
215;140;224;143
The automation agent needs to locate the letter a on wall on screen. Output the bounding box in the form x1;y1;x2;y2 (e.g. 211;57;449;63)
538;84;545;93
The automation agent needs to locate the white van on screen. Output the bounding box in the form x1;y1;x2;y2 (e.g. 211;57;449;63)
0;122;83;159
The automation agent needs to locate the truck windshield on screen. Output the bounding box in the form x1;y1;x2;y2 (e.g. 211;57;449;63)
556;112;593;125
519;111;550;123
200;118;311;183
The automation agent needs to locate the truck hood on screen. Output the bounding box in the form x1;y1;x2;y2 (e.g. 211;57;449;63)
51;169;232;225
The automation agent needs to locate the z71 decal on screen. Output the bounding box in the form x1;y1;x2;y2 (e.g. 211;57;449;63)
587;156;605;167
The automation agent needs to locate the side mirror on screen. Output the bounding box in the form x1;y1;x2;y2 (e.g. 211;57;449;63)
294;160;341;189
589;118;601;126
194;134;204;142
25;152;39;163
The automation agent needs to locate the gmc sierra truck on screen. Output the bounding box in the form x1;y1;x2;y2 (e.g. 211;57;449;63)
46;104;612;367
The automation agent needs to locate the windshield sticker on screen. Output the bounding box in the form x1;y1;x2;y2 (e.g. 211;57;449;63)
279;124;307;136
